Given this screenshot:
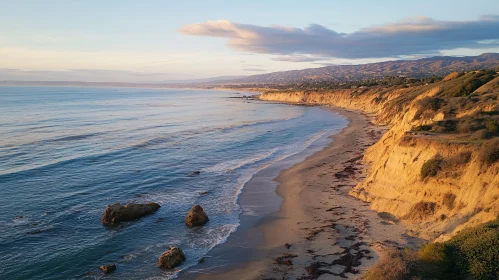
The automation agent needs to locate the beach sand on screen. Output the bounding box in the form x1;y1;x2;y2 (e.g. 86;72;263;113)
186;107;421;279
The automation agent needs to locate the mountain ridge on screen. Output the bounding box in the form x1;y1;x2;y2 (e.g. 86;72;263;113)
214;53;499;85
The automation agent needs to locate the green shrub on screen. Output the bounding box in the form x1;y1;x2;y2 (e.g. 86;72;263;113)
478;139;499;165
485;119;499;133
421;157;444;178
418;242;449;264
448;220;499;280
365;220;499;280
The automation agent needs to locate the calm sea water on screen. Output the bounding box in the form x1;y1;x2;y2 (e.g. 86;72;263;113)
0;86;347;279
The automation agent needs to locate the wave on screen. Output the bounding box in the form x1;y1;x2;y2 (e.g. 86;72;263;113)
121;115;302;151
220;115;302;133
0;149;126;178
179;129;334;277
202;148;279;173
45;132;106;143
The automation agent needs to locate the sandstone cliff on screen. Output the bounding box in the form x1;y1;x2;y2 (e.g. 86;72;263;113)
258;70;499;241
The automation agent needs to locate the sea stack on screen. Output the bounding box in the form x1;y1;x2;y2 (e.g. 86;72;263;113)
101;202;161;225
185;204;209;227
158;247;186;269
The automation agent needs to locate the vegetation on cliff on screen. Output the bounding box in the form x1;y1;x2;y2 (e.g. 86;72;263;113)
257;68;499;279
365;219;499;280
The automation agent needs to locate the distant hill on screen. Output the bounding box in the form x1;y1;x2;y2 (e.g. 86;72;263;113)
213;53;499;85
2;54;498;88
0;75;246;88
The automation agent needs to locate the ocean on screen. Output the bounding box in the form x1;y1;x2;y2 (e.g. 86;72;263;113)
0;86;347;279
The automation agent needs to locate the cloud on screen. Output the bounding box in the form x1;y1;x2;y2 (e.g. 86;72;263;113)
271;55;327;62
311;62;340;67
179;16;499;59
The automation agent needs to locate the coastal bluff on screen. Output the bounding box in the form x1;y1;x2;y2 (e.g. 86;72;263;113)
258;71;499;241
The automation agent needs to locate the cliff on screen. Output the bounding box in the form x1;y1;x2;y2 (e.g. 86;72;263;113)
258;70;499;241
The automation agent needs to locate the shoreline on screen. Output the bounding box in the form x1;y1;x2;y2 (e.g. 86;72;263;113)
182;106;422;279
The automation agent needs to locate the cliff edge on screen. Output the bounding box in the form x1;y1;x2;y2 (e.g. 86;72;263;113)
259;70;499;241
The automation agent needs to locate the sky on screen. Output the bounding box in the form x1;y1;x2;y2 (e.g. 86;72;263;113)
1;0;499;82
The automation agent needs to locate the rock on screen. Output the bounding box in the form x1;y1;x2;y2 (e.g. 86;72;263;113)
100;264;116;274
188;171;201;176
158;247;186;269
101;202;160;225
185;205;209;227
198;257;205;264
199;191;208;196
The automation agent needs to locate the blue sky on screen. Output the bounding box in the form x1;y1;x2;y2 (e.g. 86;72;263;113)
1;0;499;82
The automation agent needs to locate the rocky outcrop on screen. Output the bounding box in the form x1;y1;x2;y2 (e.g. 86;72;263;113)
101;202;160;225
185;205;209;227
158;247;186;269
188;171;201;176
99;264;116;274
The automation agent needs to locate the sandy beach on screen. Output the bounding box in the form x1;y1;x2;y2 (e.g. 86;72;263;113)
185;106;422;279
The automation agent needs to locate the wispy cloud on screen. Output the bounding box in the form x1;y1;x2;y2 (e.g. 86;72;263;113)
271;55;327;62
179;15;499;59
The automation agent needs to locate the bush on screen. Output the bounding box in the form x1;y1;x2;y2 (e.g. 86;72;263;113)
432;125;447;133
457;122;473;133
418;97;444;111
448;220;499;280
421;157;444;178
485;119;499;133
405;201;437;221
365;220;499;280
414;125;432;131
417;242;455;277
364;249;415;280
442;193;457;210
478;139;499;165
436;119;458;132
446;151;472;166
471;129;490;140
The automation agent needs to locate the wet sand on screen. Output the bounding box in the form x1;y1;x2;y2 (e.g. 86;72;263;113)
182;107;421;279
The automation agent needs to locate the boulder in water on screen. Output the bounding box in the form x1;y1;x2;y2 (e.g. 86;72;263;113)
188;171;201;176
185;205;209;227
158;247;186;269
101;202;160;225
99;264;116;274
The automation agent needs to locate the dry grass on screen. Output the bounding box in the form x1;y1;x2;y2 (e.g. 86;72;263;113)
363;249;415;280
446;151;472;166
421;156;444;179
404;201;437;221
478;138;499;165
442;193;457;210
471;129;490;140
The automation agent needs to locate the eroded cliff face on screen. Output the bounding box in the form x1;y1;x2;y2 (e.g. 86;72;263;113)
258;75;499;241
